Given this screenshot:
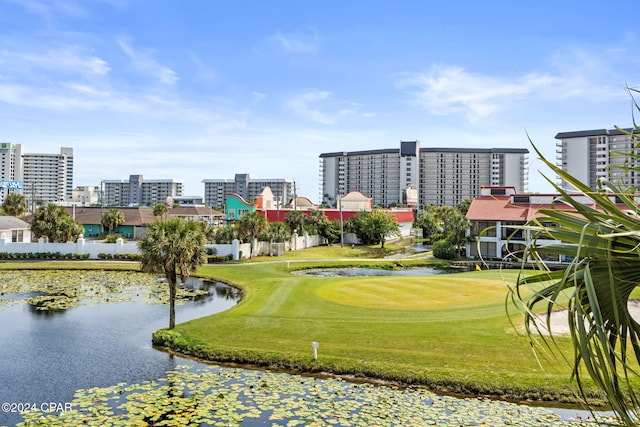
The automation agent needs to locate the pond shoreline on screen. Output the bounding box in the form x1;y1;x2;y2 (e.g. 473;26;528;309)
151;339;608;410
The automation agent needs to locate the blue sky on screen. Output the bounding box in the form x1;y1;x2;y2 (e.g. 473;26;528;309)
1;1;639;200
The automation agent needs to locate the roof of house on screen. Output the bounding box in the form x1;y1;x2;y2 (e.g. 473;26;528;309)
260;208;414;223
0;216;30;230
288;197;316;208
169;206;224;217
341;191;372;201
63;207;157;226
466;195;628;222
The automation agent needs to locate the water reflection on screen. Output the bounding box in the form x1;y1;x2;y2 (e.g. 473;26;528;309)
0;274;239;426
298;266;464;276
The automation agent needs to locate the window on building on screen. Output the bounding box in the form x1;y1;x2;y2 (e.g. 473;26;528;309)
11;229;23;242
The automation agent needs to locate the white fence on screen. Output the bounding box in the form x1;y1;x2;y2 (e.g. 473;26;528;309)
0;231;394;260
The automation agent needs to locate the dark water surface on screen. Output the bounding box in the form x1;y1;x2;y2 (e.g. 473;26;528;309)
297;266;464;276
0;278;238;426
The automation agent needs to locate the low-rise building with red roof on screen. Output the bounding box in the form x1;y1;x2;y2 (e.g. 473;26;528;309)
466;186;627;261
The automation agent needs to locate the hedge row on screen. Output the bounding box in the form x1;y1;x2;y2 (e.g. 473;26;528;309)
207;254;233;263
97;253;142;261
0;252;90;260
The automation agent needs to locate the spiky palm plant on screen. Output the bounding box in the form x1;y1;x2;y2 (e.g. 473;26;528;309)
510;124;640;425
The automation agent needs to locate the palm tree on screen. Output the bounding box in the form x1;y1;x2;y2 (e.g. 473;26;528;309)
266;222;290;243
138;218;207;329
511;131;640;425
236;211;268;258
102;208;125;235
2;192;27;217
284;210;307;235
152;203;169;220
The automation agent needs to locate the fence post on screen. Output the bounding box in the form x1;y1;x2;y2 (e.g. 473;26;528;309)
232;239;240;260
76;236;85;256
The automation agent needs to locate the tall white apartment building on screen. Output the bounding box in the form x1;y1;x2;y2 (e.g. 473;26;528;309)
102;175;184;207
22;147;74;205
0;143;23;204
555;128;638;191
320;141;528;208
203;174;294;208
0;144;73;207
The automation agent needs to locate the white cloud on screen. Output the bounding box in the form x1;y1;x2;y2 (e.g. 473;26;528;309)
396;65;562;122
117;37;178;85
286;89;358;125
397;38;640;124
7;0;86;21
268;29;319;54
0;47;110;76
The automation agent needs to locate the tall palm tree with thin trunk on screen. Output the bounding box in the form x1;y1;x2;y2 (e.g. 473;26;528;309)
511;119;640;425
138;218;207;329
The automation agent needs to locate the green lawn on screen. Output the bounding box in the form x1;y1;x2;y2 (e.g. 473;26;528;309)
154;258;607;405
0;253;613;405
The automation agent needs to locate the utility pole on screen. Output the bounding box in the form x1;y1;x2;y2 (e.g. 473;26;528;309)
293;179;297;211
338;188;344;248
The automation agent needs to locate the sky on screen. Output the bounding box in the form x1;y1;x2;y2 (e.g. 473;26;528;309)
1;0;639;201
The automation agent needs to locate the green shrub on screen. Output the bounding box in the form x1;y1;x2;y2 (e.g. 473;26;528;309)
207;254;232;263
103;233;122;243
433;239;456;260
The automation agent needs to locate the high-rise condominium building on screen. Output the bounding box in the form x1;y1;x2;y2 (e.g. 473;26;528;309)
0;143;23;204
555;128;638;191
203;174;294;208
22;147;74;204
320;141;528;208
102;175;184;207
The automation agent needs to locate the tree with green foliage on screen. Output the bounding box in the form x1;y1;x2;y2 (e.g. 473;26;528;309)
415;205;471;248
318;220;342;245
432;239;455;259
212;226;238;244
2;192;27;217
138;218;207;329
284;210;308;234
264;222;290;243
236;211;269;258
305;209;327;235
441;207;471;255
346;210;400;248
152;203;169;220
102;208;125;235
456;198;472;216
512;109;640;423
414;205;443;244
31;203;84;242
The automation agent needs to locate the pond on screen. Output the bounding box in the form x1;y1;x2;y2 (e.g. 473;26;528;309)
0;270;614;426
297;266;466;276
0;270;239;427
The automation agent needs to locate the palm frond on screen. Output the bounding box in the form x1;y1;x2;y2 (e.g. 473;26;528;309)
510;127;640;424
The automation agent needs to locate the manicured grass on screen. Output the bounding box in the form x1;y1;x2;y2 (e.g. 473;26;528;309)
154;258;610;405
0;253;617;405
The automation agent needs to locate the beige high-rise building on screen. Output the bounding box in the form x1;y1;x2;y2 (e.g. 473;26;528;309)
22;147;74;204
102;175;184;207
203;174;294;208
320;141;528;208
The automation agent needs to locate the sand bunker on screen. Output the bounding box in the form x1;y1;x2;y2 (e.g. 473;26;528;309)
532;301;640;335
